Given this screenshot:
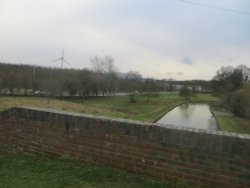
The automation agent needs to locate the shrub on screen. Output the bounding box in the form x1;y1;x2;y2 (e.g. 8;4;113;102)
229;83;250;118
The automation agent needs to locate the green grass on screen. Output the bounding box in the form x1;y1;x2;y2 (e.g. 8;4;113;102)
0;153;180;188
0;93;217;122
71;93;217;121
215;115;250;134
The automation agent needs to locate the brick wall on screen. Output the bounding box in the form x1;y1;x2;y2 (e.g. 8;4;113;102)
0;107;249;188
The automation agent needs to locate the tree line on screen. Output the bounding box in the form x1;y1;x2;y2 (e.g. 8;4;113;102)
0;57;165;97
0;56;213;100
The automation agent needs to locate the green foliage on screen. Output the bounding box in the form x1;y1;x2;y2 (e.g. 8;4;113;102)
0;153;179;188
211;66;244;95
228;83;250;118
67;82;77;96
129;94;137;103
142;79;161;101
211;65;250;119
179;87;191;100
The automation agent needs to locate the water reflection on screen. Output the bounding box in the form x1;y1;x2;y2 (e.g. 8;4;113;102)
179;103;195;118
157;103;217;130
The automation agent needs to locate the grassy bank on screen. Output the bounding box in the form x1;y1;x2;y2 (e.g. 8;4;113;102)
0;93;217;122
0;153;180;188
78;93;217;121
215;115;250;134
211;105;250;134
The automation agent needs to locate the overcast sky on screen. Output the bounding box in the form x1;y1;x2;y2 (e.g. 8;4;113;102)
0;0;250;80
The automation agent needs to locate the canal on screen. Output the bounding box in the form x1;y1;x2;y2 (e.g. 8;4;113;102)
157;103;217;130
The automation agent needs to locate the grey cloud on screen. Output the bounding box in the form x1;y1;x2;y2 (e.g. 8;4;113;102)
166;72;173;75
177;72;184;76
180;56;193;66
166;72;184;76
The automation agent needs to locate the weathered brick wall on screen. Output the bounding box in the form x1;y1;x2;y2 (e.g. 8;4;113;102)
0;107;249;188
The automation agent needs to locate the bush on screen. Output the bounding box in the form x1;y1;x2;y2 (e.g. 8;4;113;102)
229;83;250;118
179;86;191;100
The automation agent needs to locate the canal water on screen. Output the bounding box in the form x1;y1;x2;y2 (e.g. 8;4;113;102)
157;103;217;130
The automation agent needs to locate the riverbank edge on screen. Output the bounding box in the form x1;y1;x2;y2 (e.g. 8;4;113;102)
211;111;221;131
210;105;235;131
211;109;250;134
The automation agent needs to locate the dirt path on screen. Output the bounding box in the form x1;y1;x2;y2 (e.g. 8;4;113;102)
212;111;233;116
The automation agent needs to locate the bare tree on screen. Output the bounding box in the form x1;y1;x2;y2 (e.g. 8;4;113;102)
237;65;250;81
90;56;118;96
90;56;106;73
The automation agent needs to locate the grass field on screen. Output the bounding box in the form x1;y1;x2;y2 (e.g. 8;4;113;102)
0;93;217;122
0;153;181;188
215;115;250;134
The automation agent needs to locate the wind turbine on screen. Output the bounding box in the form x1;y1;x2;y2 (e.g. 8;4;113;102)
54;49;70;69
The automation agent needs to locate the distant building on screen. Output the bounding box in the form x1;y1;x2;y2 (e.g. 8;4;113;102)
116;71;143;81
125;71;143;81
195;86;203;92
172;84;183;91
